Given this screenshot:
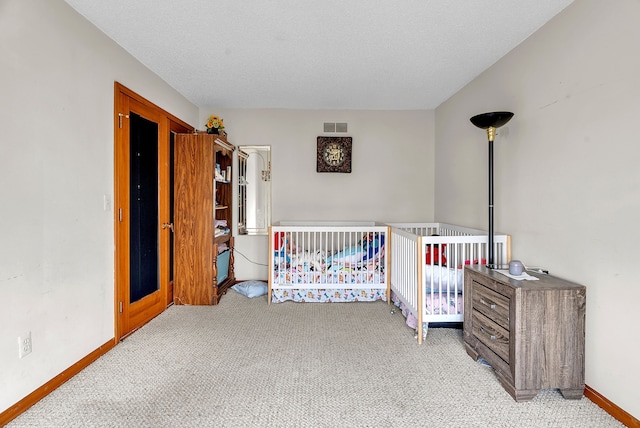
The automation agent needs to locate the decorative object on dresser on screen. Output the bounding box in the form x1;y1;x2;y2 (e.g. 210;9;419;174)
469;111;514;268
174;132;235;305
317;136;352;173
463;264;586;402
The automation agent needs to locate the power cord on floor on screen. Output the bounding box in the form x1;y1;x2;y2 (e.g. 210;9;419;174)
232;247;268;267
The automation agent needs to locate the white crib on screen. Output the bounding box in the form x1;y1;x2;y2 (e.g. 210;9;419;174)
388;223;511;344
268;222;389;303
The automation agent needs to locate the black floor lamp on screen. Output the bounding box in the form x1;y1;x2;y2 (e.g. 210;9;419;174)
470;111;514;269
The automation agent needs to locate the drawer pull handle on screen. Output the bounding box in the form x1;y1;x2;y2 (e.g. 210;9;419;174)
480;327;497;341
480;298;496;309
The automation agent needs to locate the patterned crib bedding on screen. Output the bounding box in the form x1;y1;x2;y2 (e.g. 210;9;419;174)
272;287;387;303
271;227;387;303
273;268;385;286
271;263;386;302
391;290;463;330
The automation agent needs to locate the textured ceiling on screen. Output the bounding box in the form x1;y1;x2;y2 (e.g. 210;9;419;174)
63;0;574;110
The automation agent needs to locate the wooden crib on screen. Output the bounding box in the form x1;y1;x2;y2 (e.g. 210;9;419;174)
388;223;511;343
268;222;389;303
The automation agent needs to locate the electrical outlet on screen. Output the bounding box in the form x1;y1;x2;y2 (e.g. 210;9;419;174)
18;332;32;358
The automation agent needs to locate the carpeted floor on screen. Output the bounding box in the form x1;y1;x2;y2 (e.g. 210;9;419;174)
8;290;624;427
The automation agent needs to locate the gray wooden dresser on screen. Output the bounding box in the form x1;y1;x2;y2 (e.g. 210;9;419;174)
463;265;586;402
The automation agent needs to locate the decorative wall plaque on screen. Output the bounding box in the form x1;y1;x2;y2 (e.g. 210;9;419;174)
316;137;352;173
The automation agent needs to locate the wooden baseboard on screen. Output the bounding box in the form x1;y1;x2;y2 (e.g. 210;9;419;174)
0;339;116;427
585;384;640;428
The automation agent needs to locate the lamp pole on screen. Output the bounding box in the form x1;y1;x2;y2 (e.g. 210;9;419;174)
470;112;514;268
487;127;496;267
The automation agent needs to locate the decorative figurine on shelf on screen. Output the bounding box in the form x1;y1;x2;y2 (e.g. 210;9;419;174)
206;115;225;135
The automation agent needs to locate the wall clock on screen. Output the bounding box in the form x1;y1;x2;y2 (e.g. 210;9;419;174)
317;137;352;173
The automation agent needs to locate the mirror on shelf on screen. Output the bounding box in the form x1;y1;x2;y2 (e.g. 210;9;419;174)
238;145;271;236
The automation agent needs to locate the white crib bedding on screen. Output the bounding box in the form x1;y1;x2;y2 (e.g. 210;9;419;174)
425;265;464;292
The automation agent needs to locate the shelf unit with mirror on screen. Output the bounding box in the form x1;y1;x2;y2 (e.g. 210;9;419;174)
237;145;271;236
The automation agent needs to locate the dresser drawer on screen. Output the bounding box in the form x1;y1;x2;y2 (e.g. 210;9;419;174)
471;280;510;330
472;309;510;363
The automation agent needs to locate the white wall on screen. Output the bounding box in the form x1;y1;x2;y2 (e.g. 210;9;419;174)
200;109;436;280
0;0;198;413
435;0;640;419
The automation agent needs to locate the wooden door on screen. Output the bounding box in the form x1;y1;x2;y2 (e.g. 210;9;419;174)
114;83;191;340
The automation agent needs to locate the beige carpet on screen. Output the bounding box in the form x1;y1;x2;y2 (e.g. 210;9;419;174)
8;290;623;427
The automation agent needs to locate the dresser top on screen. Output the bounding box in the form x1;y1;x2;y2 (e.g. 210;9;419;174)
465;264;586;291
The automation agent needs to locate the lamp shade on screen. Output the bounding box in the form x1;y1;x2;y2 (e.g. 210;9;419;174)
470;112;514;130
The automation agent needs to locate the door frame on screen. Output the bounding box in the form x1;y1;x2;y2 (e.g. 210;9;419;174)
114;82;193;341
